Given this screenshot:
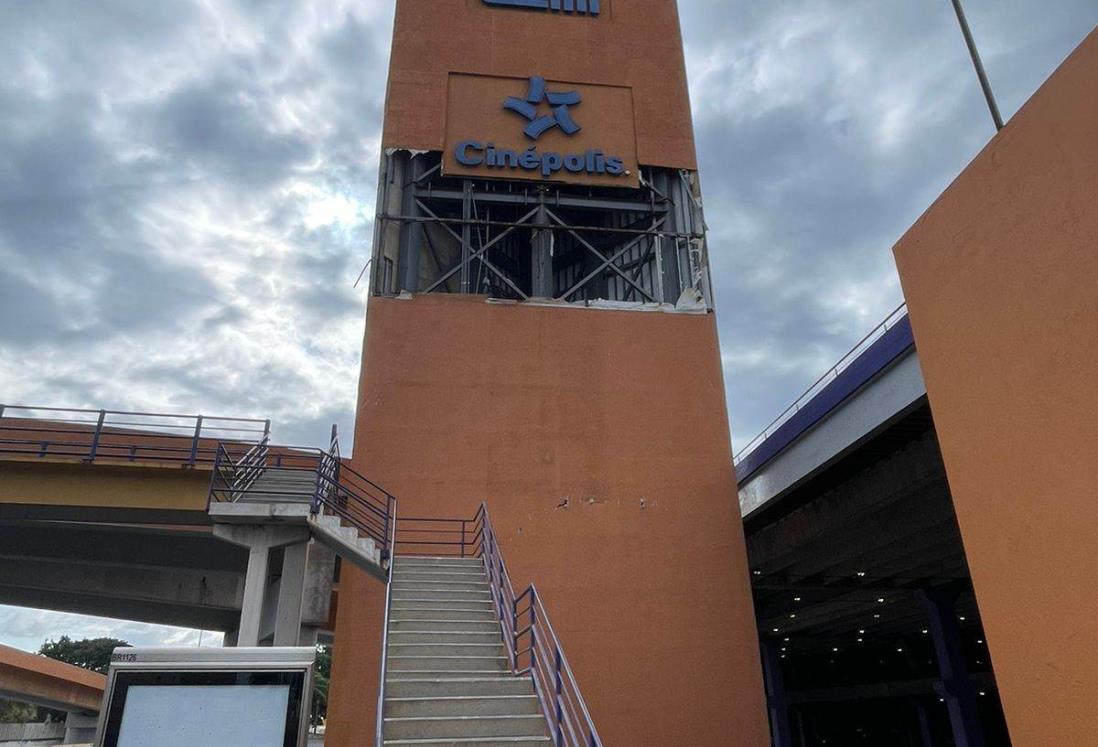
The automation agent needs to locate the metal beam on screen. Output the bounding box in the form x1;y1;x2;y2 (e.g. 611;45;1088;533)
413;187;668;214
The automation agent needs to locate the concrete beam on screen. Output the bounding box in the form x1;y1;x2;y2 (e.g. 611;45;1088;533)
0;556;242;611
0;644;104;714
739;350;926;517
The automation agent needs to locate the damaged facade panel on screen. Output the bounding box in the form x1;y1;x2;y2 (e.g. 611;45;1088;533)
368;150;714;310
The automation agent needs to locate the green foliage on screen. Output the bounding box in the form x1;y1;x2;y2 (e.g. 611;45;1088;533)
38;636;131;675
0;699;37;724
311;645;332;725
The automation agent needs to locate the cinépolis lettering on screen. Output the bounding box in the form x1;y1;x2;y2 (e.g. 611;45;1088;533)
455;140;626;179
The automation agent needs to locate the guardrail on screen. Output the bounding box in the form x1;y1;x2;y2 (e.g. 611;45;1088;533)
733;302;909;466
0;405;269;466
394;515;483;557
478;504;603;747
374;499;398;747
208;439;397;557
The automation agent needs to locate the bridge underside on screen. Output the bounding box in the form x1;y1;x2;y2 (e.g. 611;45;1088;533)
745;402;1010;745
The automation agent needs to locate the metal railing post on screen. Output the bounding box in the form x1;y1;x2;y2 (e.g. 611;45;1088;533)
87;410;106;462
208;447;223;509
310;454;323;516
188;415;203;466
382;495;392;561
555;645;564;746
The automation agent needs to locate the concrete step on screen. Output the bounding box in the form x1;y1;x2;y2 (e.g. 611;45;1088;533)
391;631;502;645
384;715;547;740
390;619;501;633
386;678;536;699
391;607;496;622
387;670;514;681
388;656;508;673
385;695;540;718
390;643;505;658
398;557;486;568
393;569;487;581
383;738;550;746
392;590;492;602
394;580;491;593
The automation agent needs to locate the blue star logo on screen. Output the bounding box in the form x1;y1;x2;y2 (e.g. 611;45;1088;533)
504;76;582;140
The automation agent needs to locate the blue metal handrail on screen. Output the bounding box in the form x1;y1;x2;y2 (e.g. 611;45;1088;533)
374;499;398;747
478;504;603;747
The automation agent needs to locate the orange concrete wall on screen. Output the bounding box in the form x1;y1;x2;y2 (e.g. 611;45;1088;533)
893;28;1098;747
383;0;697;170
326;295;769;745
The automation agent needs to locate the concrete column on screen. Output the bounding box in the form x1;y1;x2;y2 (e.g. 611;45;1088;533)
918;589;986;747
64;712;98;744
239;543;271;647
213;524;310;648
298;626;321;647
761;641;793;747
274;542;309;646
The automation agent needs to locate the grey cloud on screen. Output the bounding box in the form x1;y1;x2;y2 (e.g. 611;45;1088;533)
0;0;1094;648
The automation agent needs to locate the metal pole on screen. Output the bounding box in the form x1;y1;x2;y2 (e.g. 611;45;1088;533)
87;410;106;462
951;0;1005;131
188;415;203;466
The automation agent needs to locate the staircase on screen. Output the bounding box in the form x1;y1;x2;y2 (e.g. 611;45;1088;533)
381;556;550;746
207;443;393;580
245;467;319;502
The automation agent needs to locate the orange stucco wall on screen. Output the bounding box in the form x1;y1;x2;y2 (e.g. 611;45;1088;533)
893;28;1098;747
327;294;769;745
383;0;697;171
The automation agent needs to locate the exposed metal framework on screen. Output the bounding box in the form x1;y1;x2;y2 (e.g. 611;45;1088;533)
369;151;714;308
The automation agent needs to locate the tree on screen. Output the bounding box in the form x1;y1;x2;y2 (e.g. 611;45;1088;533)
38;636;131;675
0;699;36;724
311;645;332;727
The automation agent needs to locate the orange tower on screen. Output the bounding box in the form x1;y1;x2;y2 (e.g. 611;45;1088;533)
326;1;770;744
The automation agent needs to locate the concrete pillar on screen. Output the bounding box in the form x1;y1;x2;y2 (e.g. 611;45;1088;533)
274;542;309;646
239;543;271;647
761;641;793;747
918;589;986;747
213;524;310;648
64;712;98;744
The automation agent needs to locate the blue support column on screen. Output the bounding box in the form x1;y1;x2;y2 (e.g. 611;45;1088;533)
761;641;793;747
917;589;987;747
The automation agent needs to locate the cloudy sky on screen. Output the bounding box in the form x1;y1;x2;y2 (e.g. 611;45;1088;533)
0;2;1094;649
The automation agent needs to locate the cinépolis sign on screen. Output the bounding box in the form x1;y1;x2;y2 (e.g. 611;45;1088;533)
443;73;639;188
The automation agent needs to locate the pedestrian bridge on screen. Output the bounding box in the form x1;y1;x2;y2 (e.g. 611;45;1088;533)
0;406;337;641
